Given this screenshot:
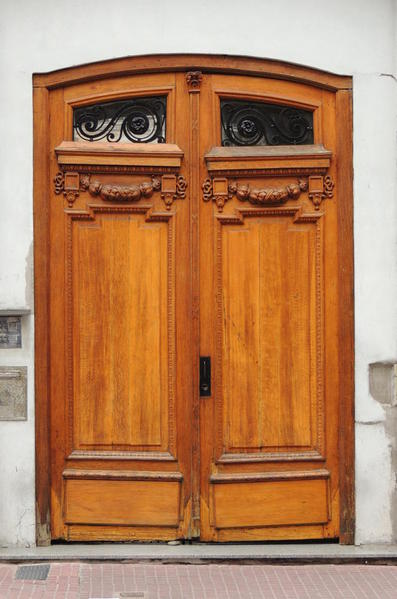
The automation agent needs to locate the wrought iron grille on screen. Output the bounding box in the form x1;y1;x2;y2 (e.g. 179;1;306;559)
73;96;167;143
220;99;313;146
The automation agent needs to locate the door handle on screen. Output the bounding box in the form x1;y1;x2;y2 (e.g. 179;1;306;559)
199;356;211;397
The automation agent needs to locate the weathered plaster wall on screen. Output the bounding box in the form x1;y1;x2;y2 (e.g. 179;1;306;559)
0;0;396;545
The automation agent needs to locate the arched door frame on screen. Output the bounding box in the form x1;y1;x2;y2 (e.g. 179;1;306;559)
33;54;354;546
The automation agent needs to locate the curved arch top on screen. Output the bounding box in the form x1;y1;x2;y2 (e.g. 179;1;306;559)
33;50;354;546
33;53;352;91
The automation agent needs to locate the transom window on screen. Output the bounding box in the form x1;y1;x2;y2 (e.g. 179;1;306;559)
73;96;167;143
220;99;314;146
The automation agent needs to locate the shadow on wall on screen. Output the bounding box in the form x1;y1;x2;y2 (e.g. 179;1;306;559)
369;362;397;542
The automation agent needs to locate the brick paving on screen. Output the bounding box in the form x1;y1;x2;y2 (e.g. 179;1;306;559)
0;562;396;598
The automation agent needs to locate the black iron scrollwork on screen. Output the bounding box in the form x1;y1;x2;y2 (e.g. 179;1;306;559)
73;97;167;143
221;100;313;146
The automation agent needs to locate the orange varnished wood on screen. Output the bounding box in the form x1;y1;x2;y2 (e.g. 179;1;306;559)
198;72;343;542
71;210;171;451
33;53;352;91
205;144;332;175
212;477;329;528
219;214;320;455
42;72;193;541
34;56;354;544
55;141;184;169
33;85;51;546
336;90;355;544
64;479;181;526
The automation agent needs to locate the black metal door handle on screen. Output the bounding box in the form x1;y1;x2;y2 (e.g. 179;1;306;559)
199;356;211;397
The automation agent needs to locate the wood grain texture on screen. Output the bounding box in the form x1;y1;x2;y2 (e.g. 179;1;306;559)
69;208;173;452
33;54;352;91
55;141;183;168
199;73;341;542
33;85;51;546
335;89;355;544
212;477;329;528
34;58;354;544
63;469;183;481
212;206;325;466
64;479;181;526
205;144;332;175
187;71;202;537
40;72;192;541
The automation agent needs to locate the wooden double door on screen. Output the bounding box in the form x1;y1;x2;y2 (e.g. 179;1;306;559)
37;61;353;543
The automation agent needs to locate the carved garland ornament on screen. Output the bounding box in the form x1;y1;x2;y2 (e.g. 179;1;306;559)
202;177;308;212
80;174;161;202
202;175;334;211
54;172;187;209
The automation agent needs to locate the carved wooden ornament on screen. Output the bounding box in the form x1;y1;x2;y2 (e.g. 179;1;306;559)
55;172;187;209
186;71;203;92
160;174;188;209
80;174;161;202
202;177;308;212
308;175;335;210
54;171;80;207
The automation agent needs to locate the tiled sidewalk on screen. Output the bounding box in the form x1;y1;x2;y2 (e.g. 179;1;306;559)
0;562;397;598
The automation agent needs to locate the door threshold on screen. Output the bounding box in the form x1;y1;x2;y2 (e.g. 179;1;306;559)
1;543;396;564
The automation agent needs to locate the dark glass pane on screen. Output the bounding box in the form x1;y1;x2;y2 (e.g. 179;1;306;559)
221;99;313;146
73;96;166;143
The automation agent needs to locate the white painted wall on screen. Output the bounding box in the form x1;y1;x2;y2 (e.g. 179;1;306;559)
0;0;396;546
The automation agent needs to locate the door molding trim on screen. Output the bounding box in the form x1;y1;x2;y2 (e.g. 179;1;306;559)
33;53;354;546
33;53;352;91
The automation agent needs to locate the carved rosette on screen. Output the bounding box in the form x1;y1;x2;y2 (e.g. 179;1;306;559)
186;71;203;92
202;177;308;212
54;171;187;209
308;174;335;210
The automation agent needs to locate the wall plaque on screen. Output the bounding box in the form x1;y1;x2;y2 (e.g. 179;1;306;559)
0;316;22;348
0;367;27;420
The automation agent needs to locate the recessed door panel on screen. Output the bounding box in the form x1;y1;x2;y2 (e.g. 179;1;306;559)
71;211;173;452
218;214;322;459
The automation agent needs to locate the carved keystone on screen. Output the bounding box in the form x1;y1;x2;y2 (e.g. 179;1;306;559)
186;71;203;92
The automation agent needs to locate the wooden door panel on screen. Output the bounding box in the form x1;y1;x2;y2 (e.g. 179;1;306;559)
70;208;174;454
216;209;324;461
211;472;329;528
199;72;340;541
40;66;351;542
47;72;193;541
64;472;182;527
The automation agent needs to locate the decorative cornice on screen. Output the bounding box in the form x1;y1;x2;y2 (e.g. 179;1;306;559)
186;71;203;92
206;166;327;178
59;164;180;176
